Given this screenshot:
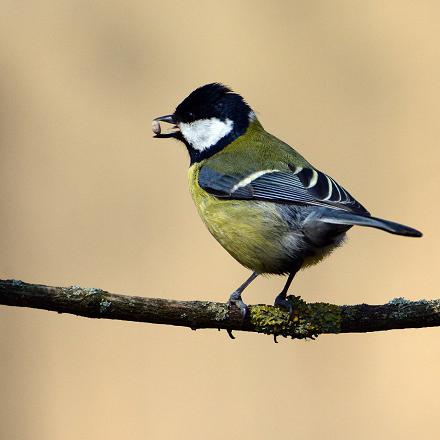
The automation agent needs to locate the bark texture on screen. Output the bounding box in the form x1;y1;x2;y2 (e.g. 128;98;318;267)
1;279;438;340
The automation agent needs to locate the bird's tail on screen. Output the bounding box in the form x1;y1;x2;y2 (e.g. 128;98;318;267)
318;209;422;237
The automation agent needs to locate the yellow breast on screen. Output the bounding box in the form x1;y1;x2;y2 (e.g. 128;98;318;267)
188;163;298;274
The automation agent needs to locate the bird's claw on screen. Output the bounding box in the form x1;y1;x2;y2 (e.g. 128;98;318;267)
274;293;295;321
226;329;235;339
227;290;249;321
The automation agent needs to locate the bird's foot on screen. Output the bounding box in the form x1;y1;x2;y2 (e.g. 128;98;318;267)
227;290;249;320
274;292;294;321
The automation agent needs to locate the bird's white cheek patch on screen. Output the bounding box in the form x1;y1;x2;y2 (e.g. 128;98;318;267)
179;118;234;152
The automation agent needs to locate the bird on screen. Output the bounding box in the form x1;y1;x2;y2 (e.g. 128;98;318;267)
153;83;422;319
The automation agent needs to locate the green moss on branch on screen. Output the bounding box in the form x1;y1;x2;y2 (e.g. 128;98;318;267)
250;296;341;339
0;279;439;340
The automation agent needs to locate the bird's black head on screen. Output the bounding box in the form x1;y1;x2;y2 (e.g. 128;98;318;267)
153;83;255;163
174;83;251;124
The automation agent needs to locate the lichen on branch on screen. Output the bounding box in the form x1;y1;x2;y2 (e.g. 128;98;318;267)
0;279;439;340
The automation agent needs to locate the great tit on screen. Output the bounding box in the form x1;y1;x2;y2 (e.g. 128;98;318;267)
153;83;422;318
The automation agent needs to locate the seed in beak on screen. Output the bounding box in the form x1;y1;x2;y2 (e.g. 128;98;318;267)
152;120;161;135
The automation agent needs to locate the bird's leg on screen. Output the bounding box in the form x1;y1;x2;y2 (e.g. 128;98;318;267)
228;272;259;319
274;272;296;318
274;262;302;320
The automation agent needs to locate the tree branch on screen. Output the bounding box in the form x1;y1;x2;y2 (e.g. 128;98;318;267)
0;279;439;340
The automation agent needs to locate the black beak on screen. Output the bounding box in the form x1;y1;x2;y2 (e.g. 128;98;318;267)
153;114;180;139
154;114;176;124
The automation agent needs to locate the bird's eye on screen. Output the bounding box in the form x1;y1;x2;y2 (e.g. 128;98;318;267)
187;112;195;121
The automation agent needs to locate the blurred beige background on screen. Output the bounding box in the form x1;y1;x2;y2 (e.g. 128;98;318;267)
0;1;438;439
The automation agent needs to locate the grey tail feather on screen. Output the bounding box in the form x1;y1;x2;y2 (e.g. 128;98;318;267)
319;210;423;238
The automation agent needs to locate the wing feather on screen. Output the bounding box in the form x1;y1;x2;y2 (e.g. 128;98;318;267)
198;165;369;215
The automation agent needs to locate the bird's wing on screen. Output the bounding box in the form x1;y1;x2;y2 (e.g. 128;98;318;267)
198;163;369;215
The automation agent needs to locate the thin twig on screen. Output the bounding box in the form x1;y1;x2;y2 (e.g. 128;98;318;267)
0;279;438;340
